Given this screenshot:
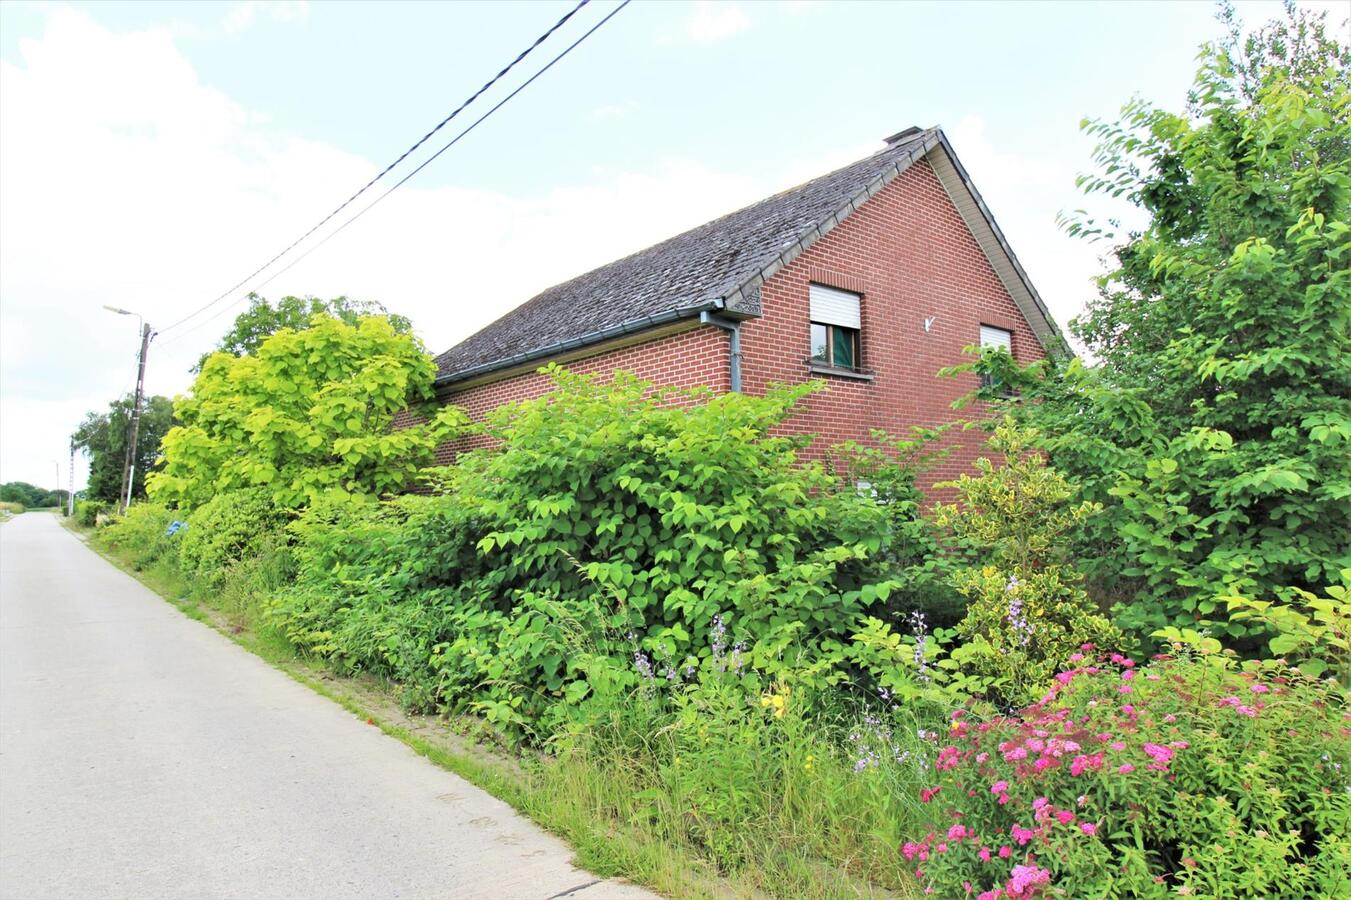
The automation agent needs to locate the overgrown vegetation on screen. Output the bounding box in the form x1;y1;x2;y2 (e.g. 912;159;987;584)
963;1;1350;649
90;6;1350;898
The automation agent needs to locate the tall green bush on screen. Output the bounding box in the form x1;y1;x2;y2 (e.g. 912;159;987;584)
178;489;287;589
961;7;1350;647
269;369;910;736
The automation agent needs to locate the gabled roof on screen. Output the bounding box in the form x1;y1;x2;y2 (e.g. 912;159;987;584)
434;126;1066;387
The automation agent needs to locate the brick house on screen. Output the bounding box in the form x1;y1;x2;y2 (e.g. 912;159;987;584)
430;126;1067;486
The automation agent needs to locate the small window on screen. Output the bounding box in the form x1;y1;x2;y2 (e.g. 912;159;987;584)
979;325;1013;389
809;284;862;371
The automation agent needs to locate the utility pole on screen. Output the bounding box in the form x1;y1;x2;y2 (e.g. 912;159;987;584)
68;440;76;517
105;306;152;514
118;322;152;513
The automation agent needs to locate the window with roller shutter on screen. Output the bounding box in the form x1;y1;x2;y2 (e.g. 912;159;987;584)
809;284;862;372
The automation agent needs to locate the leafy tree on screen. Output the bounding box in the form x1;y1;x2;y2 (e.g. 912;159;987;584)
151;314;465;511
0;482;68;508
967;4;1350;645
72;394;175;503
194;293;412;372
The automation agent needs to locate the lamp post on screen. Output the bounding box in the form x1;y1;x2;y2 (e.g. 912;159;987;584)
104;306;153;513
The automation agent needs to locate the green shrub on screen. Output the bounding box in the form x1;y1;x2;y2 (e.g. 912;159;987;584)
180;489;287;588
907;652;1350;899
0;501;22;516
934;422;1124;705
75;499;109;527
1225;569;1351;685
269;370;913;737
95;503;180;571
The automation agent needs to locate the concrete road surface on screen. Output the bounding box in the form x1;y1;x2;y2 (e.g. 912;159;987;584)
0;513;656;900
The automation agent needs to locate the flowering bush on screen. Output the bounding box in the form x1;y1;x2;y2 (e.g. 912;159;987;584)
904;651;1350;898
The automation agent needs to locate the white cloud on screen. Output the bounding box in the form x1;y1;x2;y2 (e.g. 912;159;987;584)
586;99;640;122
0;9;808;489
685;1;752;43
220;1;310;36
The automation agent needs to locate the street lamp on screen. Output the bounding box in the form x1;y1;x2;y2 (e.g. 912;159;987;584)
104;306;154;513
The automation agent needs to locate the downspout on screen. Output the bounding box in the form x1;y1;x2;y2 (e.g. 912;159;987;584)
700;310;742;393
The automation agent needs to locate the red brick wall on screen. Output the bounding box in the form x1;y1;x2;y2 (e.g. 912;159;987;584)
431;325;730;464
430;157;1047;489
740;158;1046;491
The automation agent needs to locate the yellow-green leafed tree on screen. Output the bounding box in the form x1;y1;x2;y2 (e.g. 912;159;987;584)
149;314;467;511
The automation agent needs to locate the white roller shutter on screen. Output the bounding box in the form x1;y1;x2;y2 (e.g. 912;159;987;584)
809;284;861;330
980;325;1012;352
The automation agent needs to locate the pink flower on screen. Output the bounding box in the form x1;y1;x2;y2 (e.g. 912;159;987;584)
1235;705;1258;717
948;824;970;841
1142;743;1174;764
1070;753;1105;776
1250;684;1270;694
1121;669;1135;680
1110;740;1126;751
902;841;922;861
1004;746;1028;762
1056;809;1076;825
998;845;1012;858
965;882;973;895
976;752;990;764
978;891;1002;900
1117;763;1135;774
1006;864;1051;897
920;787;941;803
991;780;1009;794
1032;796;1049;810
936;842;949;854
978;846;992;862
997;793;1011;805
1118;684;1134;694
1010;824;1036;845
1033;756;1055;772
1081;822;1098;836
1121;704;1136;716
1163;714;1177;723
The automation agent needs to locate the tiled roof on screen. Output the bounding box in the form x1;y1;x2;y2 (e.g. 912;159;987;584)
434;127;939;384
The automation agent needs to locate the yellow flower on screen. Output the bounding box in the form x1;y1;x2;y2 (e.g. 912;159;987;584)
804;754;815;772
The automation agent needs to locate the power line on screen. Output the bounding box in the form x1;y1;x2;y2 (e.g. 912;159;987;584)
161;0;631;349
159;0;593;337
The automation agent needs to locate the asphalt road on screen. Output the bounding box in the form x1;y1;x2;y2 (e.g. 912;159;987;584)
0;512;654;900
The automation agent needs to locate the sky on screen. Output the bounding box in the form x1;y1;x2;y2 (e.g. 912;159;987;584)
1;0;1346;491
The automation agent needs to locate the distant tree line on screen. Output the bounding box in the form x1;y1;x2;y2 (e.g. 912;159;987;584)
0;482;70;508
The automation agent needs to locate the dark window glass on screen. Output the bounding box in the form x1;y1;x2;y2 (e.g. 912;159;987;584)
833;327;857;369
810;322;861;371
